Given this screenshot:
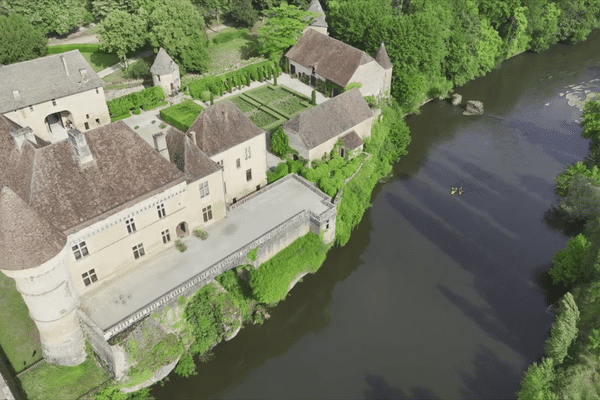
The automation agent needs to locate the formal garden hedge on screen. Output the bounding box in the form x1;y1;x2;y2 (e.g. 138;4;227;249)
159;100;204;132
188;60;281;99
48;44;101;54
249;232;328;304
107;86;167;121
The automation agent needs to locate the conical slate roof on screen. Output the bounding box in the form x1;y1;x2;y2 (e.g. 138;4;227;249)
151;48;178;75
0;184;66;271
308;0;328;29
375;42;392;70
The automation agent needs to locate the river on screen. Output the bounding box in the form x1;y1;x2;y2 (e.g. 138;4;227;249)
152;31;600;399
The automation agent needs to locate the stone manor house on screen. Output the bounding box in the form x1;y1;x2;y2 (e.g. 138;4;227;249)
0;2;390;368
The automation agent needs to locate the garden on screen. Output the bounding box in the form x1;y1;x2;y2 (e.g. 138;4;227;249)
106;86;167;121
224;84;313;130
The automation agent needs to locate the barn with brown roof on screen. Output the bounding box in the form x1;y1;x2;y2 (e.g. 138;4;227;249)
285;29;393;98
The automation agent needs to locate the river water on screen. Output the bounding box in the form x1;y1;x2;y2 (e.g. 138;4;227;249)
153;32;600;399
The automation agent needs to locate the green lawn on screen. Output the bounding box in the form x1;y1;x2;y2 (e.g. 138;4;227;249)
206;28;261;75
223;84;313;130
0;272;42;373
20;346;110;400
80;51;121;72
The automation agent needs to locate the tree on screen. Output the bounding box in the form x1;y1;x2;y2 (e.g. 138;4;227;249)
550;233;591;286
98;10;147;66
580;95;600;141
560;174;600;221
5;0;86;35
517;357;558;400
0;13;47;65
91;0;134;20
546;292;580;365
230;0;259;27
270;127;292;157
258;3;317;58
147;0;210;73
524;0;560;52
555;162;600;198
193;0;229;28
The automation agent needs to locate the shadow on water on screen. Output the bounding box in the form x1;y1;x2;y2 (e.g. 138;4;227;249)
152;211;375;399
363;373;441;400
543;206;587;237
457;345;522;399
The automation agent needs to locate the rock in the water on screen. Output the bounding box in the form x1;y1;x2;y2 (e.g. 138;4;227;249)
463;100;484;116
451;93;462;106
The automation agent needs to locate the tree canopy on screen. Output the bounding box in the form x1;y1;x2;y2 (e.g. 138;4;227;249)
258;3;316;58
98;10;146;65
4;0;87;35
0;13;47;65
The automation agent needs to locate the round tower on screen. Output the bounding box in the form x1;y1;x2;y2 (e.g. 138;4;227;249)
0;185;85;366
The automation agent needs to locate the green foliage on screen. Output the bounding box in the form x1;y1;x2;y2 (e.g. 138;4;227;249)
267;162;289;184
516;357;557;400
211;28;249;44
107;86;166;120
47;44;101;54
193;228;209;240
546;292;580;365
561;174;600;221
147;0;210;73
580;95;600;141
175;239;187;252
229;0;259;28
258;3;317;57
270;127;294;157
311;89;317;105
95;387;154;400
99;10;147;63
344;82;362;91
184;283;226;355
0;13;47;66
5;0;87;35
215;268;257;322
159;100;204;131
174;352;197;378
247;248;257;261
555;162;600;198
124;59;151;79
249;233;327;304
550;234;592;286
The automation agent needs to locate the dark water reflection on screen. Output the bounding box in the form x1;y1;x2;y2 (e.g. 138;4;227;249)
153;31;600;399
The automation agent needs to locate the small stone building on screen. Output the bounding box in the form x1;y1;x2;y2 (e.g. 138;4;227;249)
284;88;374;161
151;48;180;96
304;0;328;36
0;50;110;143
185;101;268;204
285;29;393;99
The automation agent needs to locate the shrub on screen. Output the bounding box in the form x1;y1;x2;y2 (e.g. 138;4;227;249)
344;82;362;91
270;127;294;157
159;100;204;131
286;159;304;174
267;162;289;183
152;120;156;124
107;86;166;120
249;233;327;304
311;89;316;105
134;125;139;129
200;91;212;102
247;248;257;261
175;239;187;252
364;95;377;107
132;107;141;115
193;229;209;240
185;283;226;356
124;60;151;79
159;122;167;128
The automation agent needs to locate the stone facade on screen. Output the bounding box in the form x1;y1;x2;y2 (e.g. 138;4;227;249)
151;48;180;96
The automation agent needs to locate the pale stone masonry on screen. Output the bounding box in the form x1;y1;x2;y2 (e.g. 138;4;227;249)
151;48;181;96
0;50;110;143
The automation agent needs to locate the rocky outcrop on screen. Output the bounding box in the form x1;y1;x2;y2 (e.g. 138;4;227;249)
463;100;484;115
451;93;462;106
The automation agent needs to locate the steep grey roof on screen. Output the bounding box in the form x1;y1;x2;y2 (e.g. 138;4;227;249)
308;0;328;28
340;130;363;150
284;88;373;149
187;101;265;157
165;127;221;182
0;184;67;271
285;29;374;87
0;50;105;113
151;48;178;75
375;42;393;70
0;120;186;235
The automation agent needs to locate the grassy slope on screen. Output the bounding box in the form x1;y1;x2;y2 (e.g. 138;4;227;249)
0;272;42;373
20;346;110;400
80;51;120;72
206;28;261;75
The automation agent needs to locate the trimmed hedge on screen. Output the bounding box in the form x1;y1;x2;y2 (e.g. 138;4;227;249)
250;233;327;304
48;44;101;54
107;86;166;121
159;100;204;132
188;60;282;100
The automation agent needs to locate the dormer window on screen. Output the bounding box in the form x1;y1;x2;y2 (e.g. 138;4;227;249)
29;105;33;111
52;99;57;106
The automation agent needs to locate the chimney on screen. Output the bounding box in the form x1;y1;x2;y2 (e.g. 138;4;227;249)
79;68;89;83
153;132;169;160
187;131;197;146
67;128;93;166
10;127;35;151
60;55;69;76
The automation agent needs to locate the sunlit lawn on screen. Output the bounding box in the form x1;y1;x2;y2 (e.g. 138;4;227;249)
81;52;121;72
207;28;262;75
0;272;43;373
